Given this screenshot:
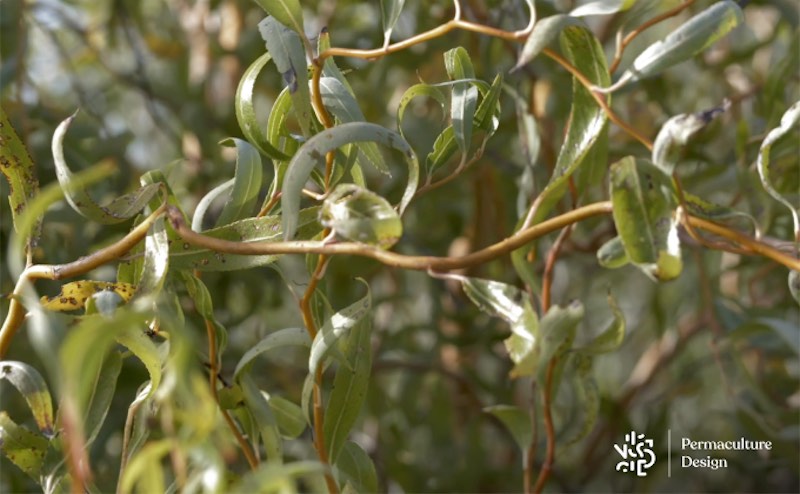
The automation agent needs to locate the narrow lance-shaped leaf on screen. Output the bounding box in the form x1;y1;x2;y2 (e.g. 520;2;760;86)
0;106;41;246
334;441;379;493
252;0;305;40
265;394;307;439
52;112;159;224
444;47;479;155
116;325;163;399
757;101;800;239
132;217;169;300
235;327;311;379
610;157;682;281
0;412;48;480
483;405;533;453
609;0;744;91
320;184;403;249
513;15;584;70
652;100;729;175
215;138;264;226
309;280;371;375
81;350;123;445
281;122;419;240
537;301;584;379
40;281;136;312
570;0;637;17
259;16;313;137
324;314;373;462
235;52;291;161
239;374;283;463
380;0;406;49
561;353;599;448
0;361;54;436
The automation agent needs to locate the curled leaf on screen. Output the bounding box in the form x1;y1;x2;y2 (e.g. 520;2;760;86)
652;100;730;175
320;184;403;249
757;101;800;238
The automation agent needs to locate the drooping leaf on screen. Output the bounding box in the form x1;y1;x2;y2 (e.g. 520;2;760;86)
334;441;378;493
0;411;48;480
234;327;311;379
610;156;682;281
380;0;406;49
215;138;264;226
570;0;636;17
756;101;800;238
192;178;235;232
537;301;584;379
235;52;291;161
483;405;532;452
239;374;283;463
82;350;123;445
52;112;159;224
281;122;419;240
252;0;306;39
40;281;136;312
259;16;313;137
116;325;163;399
171;207;322;271
561;353;599;447
444;47;479;155
652;100;729;175
323;314;372;463
309;280;371;375
581;292;625;354
0;106;41;247
513;15;584;70
319;184;403;249
0;361;54;436
596;235;630;269
613;0;744;89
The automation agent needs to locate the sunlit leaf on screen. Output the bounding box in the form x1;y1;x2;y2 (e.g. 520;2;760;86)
334;441;378;493
239;374;283;463
790;271;800;306
610;156;682;281
652;100;729;175
232;461;327;494
483;405;532;452
119;440;171;494
581;292;625;354
0;106;41;247
614;0;744;89
52;112;159;224
513;15;584;70
0;361;54;436
570;0;636;17
474;73;503;134
444;47;479;154
116;325;163;399
320;184;402;248
0;412;48;480
281;122;418;240
426;126;458;176
757;100;800;237
324;314;372;462
380;0;406;49
40;281;136;312
253;0;305;39
597;236;629;269
234;327;311;379
132;217;169;299
309;280;371;376
259;16;313;137
213;138;264;226
235;52;292;161
171;207;322;271
397;83;448;135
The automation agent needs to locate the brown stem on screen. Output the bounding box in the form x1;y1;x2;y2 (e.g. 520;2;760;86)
532;358;558;494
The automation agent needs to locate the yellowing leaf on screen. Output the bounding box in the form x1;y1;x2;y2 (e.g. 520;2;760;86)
40;281;136;312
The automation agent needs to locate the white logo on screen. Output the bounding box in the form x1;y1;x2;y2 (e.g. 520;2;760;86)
614;431;656;476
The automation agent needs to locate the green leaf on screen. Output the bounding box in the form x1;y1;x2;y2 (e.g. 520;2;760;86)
0;106;41;247
281;122;418;240
309;280;371;376
483;405;532;452
570;0;636;17
119;440;171;494
652;100;729;175
323;314;372;463
116;325;163;399
757;101;800;237
426;126;458;176
334;441;378;493
513;15;584;70
234;327;311;379
235;52;291;161
82;350;123;444
615;0;744;89
562;353;599;447
444;47;478;154
0;411;48;480
527;26;610;225
252;0;305;39
610;156;682;281
397;83;448;135
474;73;503;134
215;138;264;226
581;292;625;354
259;16;313;137
682;192;760;235
232;461;327;494
596;236;630;269
380;0;406;49
132;217;169;300
240;374;283;463
52;112;160;224
537;301;584;379
0;361;54;436
265;394;307;439
789;271;800;306
319;184;403;249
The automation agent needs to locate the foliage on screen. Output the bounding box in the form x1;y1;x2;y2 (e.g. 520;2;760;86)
1;0;798;493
